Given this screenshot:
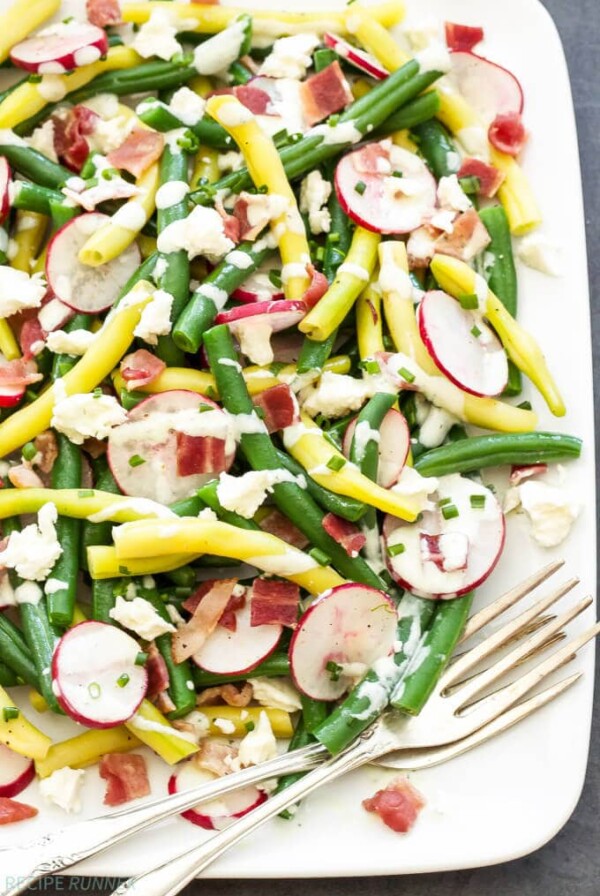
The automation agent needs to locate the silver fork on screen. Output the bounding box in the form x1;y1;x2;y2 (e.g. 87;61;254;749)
1;561;596;896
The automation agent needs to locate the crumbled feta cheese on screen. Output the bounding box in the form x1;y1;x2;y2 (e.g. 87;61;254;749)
25;120;58;162
0;267;46;319
88;114;136;156
45;328;96;356
259;33;320;79
391;466;439;513
168;87;206;127
302;372;387;419
14;582;43;605
0;503;62;581
132;10;182;61
109;595;176;641
133;288;173;345
517;235;562;277
416;41;452;74
243;192;290;230
39;767;86;814
157;206;234;262
51;388;128;445
217;469;304;518
217;151;243;173
248;677;302;712
237;710;278;767
299;170;332;235
437;174;472;213
508;480;580;547
81;93;119;120
193;18;248;76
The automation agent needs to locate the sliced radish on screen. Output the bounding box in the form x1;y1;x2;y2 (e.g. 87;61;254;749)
417;290;508;397
168;762;267;830
448;51;524;123
383;474;505;600
46;213;141;313
215;300;307;367
0;745;35;798
193;598;281;676
0;157;11;225
108;390;235;504
335;140;437;235
52;621;148;728
10;22;108;74
289;584;397;701
342;409;410;488
231;259;284;304
0;384;25;409
323;32;388;80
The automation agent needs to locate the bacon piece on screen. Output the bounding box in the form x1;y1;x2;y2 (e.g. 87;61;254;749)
258;508;309;549
100;753;151;807
156;689;177;715
0;358;42;389
53;106;98;173
253;383;298;433
510;463;548;486
173;579;238;662
175;432;227;477
457;158;505;198
353;141;391;176
120;349;166;391
18;316;46;359
218;589;246;632
8;464;44;489
33;431;58;474
107;129;165;178
300;61;353;127
488;112;527;157
0;797;38;825
434;208;491;262
235;84;271;115
302;263;329;309
420;532;469;573
250;577;299;628
322;513;366;558
145;642;170;699
444;22;484;52
196;682;253;707
362;776;425;833
193;740;237;778
86;0;121;26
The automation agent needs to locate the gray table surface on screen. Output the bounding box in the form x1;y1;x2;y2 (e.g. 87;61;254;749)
25;1;600;893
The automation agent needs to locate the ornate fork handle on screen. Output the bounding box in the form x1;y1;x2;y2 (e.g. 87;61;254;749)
0;742;326;896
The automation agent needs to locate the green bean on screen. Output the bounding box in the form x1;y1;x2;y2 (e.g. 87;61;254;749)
0;614;39;689
204;325;386;588
0;662;19;687
228;60;253;85
117;252;159;304
376;90;441;135
414;432;582;478
64;58;198;106
50;314;92;381
81;455;121;569
274;695;329;817
136;100;233;150
197;481;261;531
11;181;65;216
91;578;120;625
140;587;196;719
411;118;459;178
275;450;367;522
163;566;197;589
192;652;290;687
0;145;70;189
120;389;146;411
173;242;272;353
314;48;338;72
46;434;82;627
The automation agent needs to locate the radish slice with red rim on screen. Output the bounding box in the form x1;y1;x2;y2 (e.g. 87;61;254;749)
417;290;508;397
383;474;505;599
51;621;148;729
0;744;35;798
0;384;25;409
168;762;267;830
108;390;235;504
0;157;11;225
216;300;307;366
289;584;398;701
342;409;410;488
448;51;524;123
323;32;388;80
231;259;284;303
335;140;437;235
10;22;109;74
46;213;141;313
193;598;282;676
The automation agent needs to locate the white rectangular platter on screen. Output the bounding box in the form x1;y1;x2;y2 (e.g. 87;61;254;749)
0;0;595;879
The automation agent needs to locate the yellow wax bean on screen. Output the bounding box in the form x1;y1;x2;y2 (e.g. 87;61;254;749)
0;281;153;458
300;227;381;341
283;414;420;521
198;707;294;738
0;46;141;129
79;164;160;266
36;727;141;778
0;0;59;63
0;319;20;361
430;254;565;416
0;685;52;760
126;700;198;764
345;12;408;72
391;130;420;153
10;211;48;273
87;545;199;579
356;279;384;360
0;485;181;523
112;518;345;595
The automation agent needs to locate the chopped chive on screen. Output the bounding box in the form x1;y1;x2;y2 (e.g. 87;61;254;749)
441;503;459;520
198;403;213;413
392;170;404;178
244;721;255;732
437;497;452;507
117;673;130;688
93;387;103;398
326;455;346;472
25;388;38;402
22;441;37;461
360;359;380;375
119;565;130;575
470;494;486;509
458;293;479;310
458;175;481;195
387;543;406;558
354;180;367;195
28;74;42;84
257;184;268;194
205;386;217;400
397;366;415;383
128;455;146;468
268;269;282;289
518;400;532;411
78;489;94;498
326;660;343;682
88;682;101;699
268;361;286;376
135;652;148;667
309;547;331;566
470;325;482;338
328;114;340;127
328;233;340;244
2;706;19;722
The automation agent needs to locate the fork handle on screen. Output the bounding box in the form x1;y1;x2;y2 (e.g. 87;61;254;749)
110;734;380;896
0;742;326;896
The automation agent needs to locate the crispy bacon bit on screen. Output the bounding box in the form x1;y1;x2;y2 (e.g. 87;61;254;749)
100;753;150;807
510;463;548;486
322;513;366;557
302;263;329;309
250;577;299;628
353;142;390;176
107;129;165;178
33;431;58;474
253;383;298;433
84;437;107;459
175;432;227;477
406;225;438;269
145;642;170;699
8;464;44;489
300;61;353;127
258;508;309;549
434;208;491;262
193;740;237;778
230;192;275;242
235;84;271;115
457;158;505;198
362;776;425;833
0;358;43;389
488;112;527;157
173;579;238;662
420;532;468;573
196;682;253;707
18;316;46;359
155;689;177;715
0;797;38;826
120;349;166;391
218;588;246;632
53;106;98;173
444;22;484;52
86;0;121;27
